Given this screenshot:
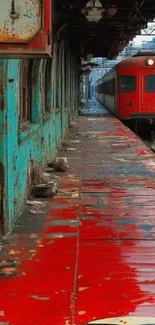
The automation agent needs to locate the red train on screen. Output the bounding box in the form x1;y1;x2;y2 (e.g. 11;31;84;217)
94;53;155;126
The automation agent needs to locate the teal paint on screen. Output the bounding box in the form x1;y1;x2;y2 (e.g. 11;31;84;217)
0;58;58;234
0;59;8;233
3;58;58;232
0;42;80;235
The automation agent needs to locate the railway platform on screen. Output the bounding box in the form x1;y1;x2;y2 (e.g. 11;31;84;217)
1;99;155;324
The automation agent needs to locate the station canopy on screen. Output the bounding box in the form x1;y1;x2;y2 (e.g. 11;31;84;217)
56;0;155;59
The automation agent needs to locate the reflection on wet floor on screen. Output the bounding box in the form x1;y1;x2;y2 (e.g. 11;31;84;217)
80;97;110;116
0;99;155;324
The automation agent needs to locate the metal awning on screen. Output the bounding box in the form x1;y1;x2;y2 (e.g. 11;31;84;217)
56;0;155;59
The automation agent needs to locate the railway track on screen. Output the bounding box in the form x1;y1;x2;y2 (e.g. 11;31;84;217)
138;129;155;153
125;120;155;153
143;139;155;152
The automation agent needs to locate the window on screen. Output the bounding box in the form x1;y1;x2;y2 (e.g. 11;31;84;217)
64;48;69;108
45;59;52;112
19;59;33;122
41;59;47;113
119;75;136;93
145;75;155;92
56;45;62;109
42;59;52;113
111;78;115;94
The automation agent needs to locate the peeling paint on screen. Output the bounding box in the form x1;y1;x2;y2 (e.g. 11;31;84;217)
45;232;78;239
0;0;41;42
0;311;4;316
78;311;86;316
31;295;50;301
47;219;82;227
79;287;89;292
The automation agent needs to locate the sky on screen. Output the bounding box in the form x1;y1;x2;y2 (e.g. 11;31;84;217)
133;21;155;45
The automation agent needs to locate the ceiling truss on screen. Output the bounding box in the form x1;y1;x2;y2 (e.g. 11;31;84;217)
56;0;155;59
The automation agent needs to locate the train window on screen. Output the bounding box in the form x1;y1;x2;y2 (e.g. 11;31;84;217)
112;79;115;94
119;75;136;92
145;75;155;92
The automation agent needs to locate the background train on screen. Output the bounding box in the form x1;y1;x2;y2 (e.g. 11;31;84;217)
94;53;155;129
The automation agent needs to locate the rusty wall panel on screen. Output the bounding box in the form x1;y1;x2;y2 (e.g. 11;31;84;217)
0;0;41;43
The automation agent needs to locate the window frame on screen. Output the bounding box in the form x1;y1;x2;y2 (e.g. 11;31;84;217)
42;59;52;114
45;58;52;113
19;59;33;123
56;44;63;110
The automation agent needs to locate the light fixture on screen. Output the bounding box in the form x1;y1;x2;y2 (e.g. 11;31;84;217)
147;58;154;65
81;0;105;23
106;6;117;18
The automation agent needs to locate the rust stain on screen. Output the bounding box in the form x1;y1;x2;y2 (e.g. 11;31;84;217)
0;0;41;43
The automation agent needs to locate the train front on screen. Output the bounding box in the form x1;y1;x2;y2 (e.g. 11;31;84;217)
118;54;155;124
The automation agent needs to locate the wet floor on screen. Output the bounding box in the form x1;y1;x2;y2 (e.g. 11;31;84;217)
1;99;155;324
80;97;109;116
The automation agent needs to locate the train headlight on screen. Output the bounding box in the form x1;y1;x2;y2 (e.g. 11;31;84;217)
148;59;154;65
146;58;155;66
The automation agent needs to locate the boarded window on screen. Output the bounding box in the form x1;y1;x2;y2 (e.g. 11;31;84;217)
19;59;33;122
45;59;52;112
41;59;47;113
119;75;136;93
56;46;61;109
145;75;155;92
65;49;69;108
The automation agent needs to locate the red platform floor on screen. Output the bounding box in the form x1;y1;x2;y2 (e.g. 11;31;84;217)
1;100;155;325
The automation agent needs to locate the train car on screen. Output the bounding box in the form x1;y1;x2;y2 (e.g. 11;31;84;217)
94;52;155;125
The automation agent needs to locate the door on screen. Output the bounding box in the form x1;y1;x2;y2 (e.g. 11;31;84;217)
117;74;137;119
140;70;155;116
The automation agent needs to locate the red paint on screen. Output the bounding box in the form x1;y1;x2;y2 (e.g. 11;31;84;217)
135;148;149;156
0;238;77;325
